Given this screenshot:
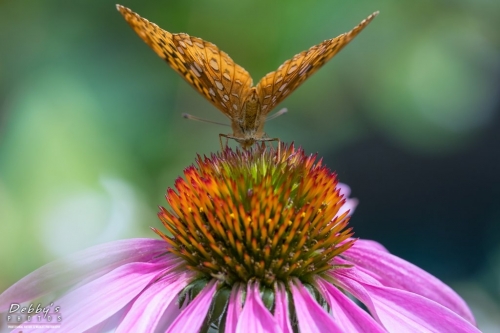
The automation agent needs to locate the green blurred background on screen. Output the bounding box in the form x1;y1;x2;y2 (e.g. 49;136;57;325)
1;0;499;329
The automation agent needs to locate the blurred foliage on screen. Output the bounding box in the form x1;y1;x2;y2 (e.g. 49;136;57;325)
1;0;499;330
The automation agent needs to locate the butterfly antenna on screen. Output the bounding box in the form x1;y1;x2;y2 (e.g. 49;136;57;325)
266;108;288;121
182;113;230;127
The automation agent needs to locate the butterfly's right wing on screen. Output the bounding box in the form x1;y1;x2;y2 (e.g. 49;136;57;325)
117;5;253;118
256;12;378;115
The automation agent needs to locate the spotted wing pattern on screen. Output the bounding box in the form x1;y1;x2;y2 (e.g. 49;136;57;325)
256;12;378;115
117;5;253;118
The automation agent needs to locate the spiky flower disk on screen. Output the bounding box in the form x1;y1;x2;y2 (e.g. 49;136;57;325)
155;144;354;287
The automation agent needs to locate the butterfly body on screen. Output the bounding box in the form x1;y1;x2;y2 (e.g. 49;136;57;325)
227;88;266;148
117;5;378;149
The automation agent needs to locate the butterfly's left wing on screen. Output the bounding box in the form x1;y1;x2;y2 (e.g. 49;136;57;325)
256;12;378;115
117;5;253;119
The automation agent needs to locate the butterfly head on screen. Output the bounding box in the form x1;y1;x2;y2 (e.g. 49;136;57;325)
236;137;257;150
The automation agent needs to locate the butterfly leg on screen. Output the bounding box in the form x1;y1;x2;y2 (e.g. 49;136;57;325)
257;137;281;157
219;133;230;151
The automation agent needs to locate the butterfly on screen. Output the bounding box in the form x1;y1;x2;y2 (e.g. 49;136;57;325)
117;5;378;149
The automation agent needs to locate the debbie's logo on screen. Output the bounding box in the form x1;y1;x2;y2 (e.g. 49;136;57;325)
6;302;62;325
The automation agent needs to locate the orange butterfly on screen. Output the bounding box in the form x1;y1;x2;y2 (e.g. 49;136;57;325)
117;5;378;149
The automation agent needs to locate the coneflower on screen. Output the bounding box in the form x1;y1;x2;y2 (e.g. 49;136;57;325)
0;144;478;332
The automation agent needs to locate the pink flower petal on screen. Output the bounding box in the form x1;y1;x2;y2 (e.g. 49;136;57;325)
0;238;170;312
336;183;358;217
33;261;169;333
166;280;218;333
343;242;475;323
274;282;293;333
337;183;352;197
236;281;280;333
290;279;343;332
84;303;133;333
329;267;384;324
115;271;192;332
225;284;244;333
316;278;386;332
334;268;480;333
351;238;389;253
364;284;480;333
